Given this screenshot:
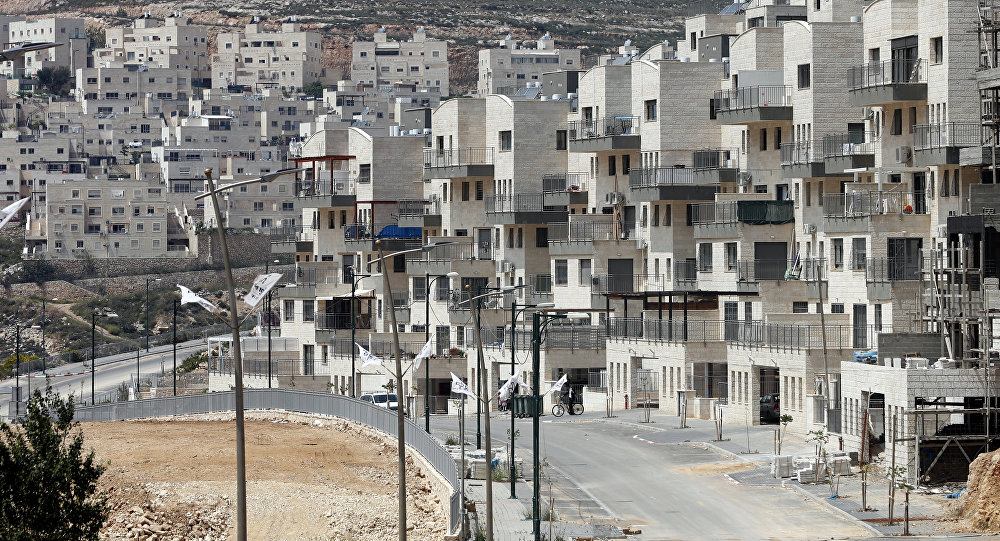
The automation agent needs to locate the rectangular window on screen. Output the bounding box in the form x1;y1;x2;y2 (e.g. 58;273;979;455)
832;238;844;269
535;227;548;247
760;128;768;151
725;242;737;271
284;300;294;322
475;181;484;201
461;182;470;201
797;64;811;89
499;130;512;151
555;259;568;285
652;204;660;227
932;37;943;64
608;155;616;176
890;108;903;135
579;259;592;285
393;254;406;273
413;276;427;301
831;303;845;314
622;154;631;174
698;243;713;271
664;204;671;226
792;301;808;314
852;238;867;270
874;303;883;331
302;300;315;322
556;130;567;150
644;99;657;121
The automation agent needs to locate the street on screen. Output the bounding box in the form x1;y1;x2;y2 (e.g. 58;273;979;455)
0;339;206;415
431;409;870;540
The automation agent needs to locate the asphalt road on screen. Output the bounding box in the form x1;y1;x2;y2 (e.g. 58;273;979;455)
432;411;869;541
0;339;206;414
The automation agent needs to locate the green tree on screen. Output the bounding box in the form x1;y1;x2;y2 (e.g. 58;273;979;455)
35;67;72;96
0;388;108;539
302;81;325;99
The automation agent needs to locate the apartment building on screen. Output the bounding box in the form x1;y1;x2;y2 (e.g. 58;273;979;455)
324;80;440;129
477;34;581;96
212;20;325;92
351;28;449;96
97;14;209;85
2;17;88;78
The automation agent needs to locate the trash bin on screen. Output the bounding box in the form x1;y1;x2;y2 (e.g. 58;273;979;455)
512;394;537;418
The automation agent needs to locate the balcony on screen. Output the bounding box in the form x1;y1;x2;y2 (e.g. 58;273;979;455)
848;59;928;106
344;222;422;251
568;116;640;152
397;197;442;228
692;149;741;184
591;273;669;294
724;321;890;351
628;167;717;202
713;85;792;125
422;147;494;179
822;191;927;219
865;257;923;282
608;317;723;343
541;173;589;206
780;141;829;178
405;242;486;275
691;200;795;226
822;132;876;174
294;175;355;206
674;259;698;291
548;218;620;255
912;123;982;167
316;312;372;331
484;193;567;225
736;258;827;283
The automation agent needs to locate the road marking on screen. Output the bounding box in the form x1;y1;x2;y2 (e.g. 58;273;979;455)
633;434;668;446
724;473;743;485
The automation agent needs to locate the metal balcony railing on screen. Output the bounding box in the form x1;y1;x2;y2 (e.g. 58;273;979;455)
675;259;698;287
713;85;791;113
590;273;669;294
295;176;354;197
690;200;794;225
423;147;495;168
608;317;723;343
568;116;639;140
406;242;478;263
693;149;740;171
548;219;619;244
725;321;892;351
485;193;552;213
913;123;983;151
397;197;441;216
295;263;342;286
315;313;372;330
736;258;827;282
780;141;814;165
848;59;927;90
822;132;876;158
542;172;590;193
865;257;924;282
822;191;926;218
628;167;695;188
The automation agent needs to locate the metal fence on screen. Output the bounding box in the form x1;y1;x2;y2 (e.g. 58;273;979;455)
423;147;495;168
693;148;741;171
628;167;696;188
913;122;982;150
780;141;813;165
822;190;925;218
541;172;589;193
72;389;461;534
485;193;555;213
821;132;876;158
736;258;827;282
548;219;618;244
713;85;792;112
848;59;927;90
568;116;639;139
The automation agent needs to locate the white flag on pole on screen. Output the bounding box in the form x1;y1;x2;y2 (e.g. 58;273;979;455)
498;375;519;401
0;197;29;230
357;343;383;368
244;272;283;309
546;374;568;396
177;285;218;313
450;372;477;400
412;339;432;371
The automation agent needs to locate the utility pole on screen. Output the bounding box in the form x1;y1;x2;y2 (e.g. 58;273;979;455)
14;324;20;416
173;299;177;396
91;311;96;405
425;271;431;433
468;286;494;541
816;260;832;426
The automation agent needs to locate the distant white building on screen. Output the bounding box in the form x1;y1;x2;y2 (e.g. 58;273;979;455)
351;28;449;96
477;34;581;96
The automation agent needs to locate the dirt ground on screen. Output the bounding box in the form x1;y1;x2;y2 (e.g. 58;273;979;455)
82;414;450;540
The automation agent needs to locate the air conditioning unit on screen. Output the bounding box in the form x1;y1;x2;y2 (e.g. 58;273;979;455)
605;191;626;205
894;146;912;164
636;239;648;250
802;223;817;234
738;171;752;186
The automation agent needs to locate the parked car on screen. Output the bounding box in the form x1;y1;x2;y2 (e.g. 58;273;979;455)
759;393;780;423
361;391;402;413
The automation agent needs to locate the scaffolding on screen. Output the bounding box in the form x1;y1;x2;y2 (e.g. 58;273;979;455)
980;0;1000;180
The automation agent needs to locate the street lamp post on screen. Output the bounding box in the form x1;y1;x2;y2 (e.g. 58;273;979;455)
14;324;20;416
424;271;459;433
145;277;161;351
350;269;380;398
91;311;97;405
266;259;278;389
196;167;305;541
172;298;177;396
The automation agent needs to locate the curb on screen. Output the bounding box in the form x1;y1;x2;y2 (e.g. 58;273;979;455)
785;482;885;537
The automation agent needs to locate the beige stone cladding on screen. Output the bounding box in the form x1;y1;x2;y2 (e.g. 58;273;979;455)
212;22;325;92
351;29;449;96
98;15;208;84
477;35;581;96
3;18;88;78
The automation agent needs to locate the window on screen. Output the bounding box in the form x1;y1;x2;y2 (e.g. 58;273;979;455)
698;243;713;271
475;181;484;201
932;37;943;64
284;300;294;322
652;204;660;226
760;128;768;151
792;301;808;314
725;242;737;271
609;155;617;176
499;131;512;151
797;64;811;89
942;169;950;197
663;204;671;226
832;238;844;269
556;130;567;150
874;303;883;331
535;227;548;247
517;228;523;248
852;238;867;270
579;259;591;285
890;108;903;135
282;202;294;212
830;303;845;314
461;182;470;201
302;300;315;322
622;154;631;174
775;127;782;150
555;259;568;285
908;106;917;133
253;202;264;212
644;99;657;121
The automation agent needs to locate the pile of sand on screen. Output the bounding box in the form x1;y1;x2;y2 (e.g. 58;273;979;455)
953;449;1000;531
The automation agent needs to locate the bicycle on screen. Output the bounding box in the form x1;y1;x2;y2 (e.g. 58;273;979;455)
551;403;565;417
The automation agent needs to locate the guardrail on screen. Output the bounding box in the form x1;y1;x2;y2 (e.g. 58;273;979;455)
736;258;827;282
865;257;924;282
780;141;813;165
713;85;791;113
822;132;876;158
568;116;639;139
72;389;461;534
591;273;669;294
608;318;890;350
822;191;925;218
423;147;494;168
548;219;618;243
913;123;982;151
541;172;590;193
690;200;794;225
628;167;695;188
344;223;423;241
398;198;440;216
485;193;550;213
848;58;926;90
693;149;741;171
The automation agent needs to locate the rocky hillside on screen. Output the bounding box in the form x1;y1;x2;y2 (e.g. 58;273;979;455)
1;0;729;94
